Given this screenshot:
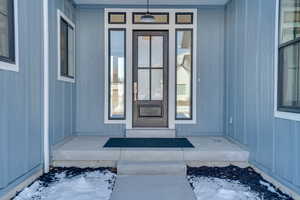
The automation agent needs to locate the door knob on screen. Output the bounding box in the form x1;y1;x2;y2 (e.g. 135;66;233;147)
134;82;138;101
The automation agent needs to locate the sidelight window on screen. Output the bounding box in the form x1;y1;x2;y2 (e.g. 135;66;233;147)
176;29;193;119
108;29;126;119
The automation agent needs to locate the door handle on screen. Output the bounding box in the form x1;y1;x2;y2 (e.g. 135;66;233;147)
134;82;138;101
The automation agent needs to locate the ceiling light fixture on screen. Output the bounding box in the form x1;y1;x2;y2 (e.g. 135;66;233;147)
141;0;155;23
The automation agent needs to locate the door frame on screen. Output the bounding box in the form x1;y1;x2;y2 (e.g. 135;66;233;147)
132;30;169;128
104;9;198;129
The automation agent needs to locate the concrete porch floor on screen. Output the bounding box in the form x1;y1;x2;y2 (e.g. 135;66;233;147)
52;136;249;168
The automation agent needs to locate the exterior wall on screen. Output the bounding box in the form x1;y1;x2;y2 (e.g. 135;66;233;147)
225;0;300;194
49;0;76;146
75;6;225;136
176;7;224;136
0;0;43;197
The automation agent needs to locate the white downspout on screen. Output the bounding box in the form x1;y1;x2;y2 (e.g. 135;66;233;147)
43;0;50;173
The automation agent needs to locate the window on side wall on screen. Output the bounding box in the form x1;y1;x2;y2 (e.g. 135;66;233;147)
278;0;300;113
0;0;18;71
58;10;75;83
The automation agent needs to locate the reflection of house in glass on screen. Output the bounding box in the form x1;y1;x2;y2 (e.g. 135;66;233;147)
111;56;125;118
109;30;125;119
176;30;192;119
280;0;300;43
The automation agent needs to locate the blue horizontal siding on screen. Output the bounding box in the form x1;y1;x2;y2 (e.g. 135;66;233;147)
225;0;300;194
0;0;43;196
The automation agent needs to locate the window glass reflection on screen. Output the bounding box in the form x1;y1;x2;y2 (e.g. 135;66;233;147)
110;30;125;119
176;30;192;119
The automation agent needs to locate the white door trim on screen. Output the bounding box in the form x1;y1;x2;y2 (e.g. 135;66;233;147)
104;8;198;129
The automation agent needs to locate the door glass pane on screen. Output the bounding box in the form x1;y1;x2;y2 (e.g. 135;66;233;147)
280;43;300;107
138;36;150;68
151;36;163;68
68;26;75;78
176;30;192;119
109;30;125;119
138;69;150;100
280;0;300;44
151;69;163;100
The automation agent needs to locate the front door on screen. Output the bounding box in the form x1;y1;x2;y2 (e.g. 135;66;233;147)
133;30;168;127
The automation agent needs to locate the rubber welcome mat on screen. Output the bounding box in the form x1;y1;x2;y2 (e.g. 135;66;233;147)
103;138;194;148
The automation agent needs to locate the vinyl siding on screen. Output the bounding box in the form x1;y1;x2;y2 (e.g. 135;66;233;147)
0;0;43;196
225;0;300;194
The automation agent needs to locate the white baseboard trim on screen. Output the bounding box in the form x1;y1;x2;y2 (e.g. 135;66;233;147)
0;169;43;200
250;165;300;200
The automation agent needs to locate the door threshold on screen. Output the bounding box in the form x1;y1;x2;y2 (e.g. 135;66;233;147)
126;128;176;138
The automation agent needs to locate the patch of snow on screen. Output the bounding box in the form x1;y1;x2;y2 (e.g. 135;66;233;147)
259;180;284;198
189;176;261;200
14;170;116;200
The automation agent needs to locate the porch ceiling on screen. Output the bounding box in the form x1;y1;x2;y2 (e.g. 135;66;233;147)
74;0;230;6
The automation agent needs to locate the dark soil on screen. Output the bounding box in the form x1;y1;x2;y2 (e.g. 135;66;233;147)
187;165;294;200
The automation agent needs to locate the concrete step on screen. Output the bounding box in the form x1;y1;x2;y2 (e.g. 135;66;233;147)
117;161;186;175
126;128;176;138
110;175;196;200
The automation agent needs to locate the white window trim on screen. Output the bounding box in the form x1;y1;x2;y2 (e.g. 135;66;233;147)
274;0;300;122
0;0;19;72
104;8;198;128
57;9;76;83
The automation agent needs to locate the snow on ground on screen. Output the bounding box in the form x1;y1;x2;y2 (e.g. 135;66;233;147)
189;176;261;200
14;170;116;200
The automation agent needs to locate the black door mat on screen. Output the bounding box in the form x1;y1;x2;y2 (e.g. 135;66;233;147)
103;138;194;148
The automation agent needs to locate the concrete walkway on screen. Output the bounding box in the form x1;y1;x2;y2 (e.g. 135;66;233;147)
110;175;196;200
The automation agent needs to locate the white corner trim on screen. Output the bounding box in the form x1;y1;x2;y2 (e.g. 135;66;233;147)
273;0;300;122
43;0;50;173
104;8;198;127
0;0;19;72
57;9;76;83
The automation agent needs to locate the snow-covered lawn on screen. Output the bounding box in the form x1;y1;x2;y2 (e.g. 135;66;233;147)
189;176;261;200
188;166;293;200
13;166;293;200
13;168;116;200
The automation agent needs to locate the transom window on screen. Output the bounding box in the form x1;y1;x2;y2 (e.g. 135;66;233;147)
58;10;75;82
133;12;169;24
278;0;300;113
109;12;126;24
176;13;193;24
0;0;15;67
